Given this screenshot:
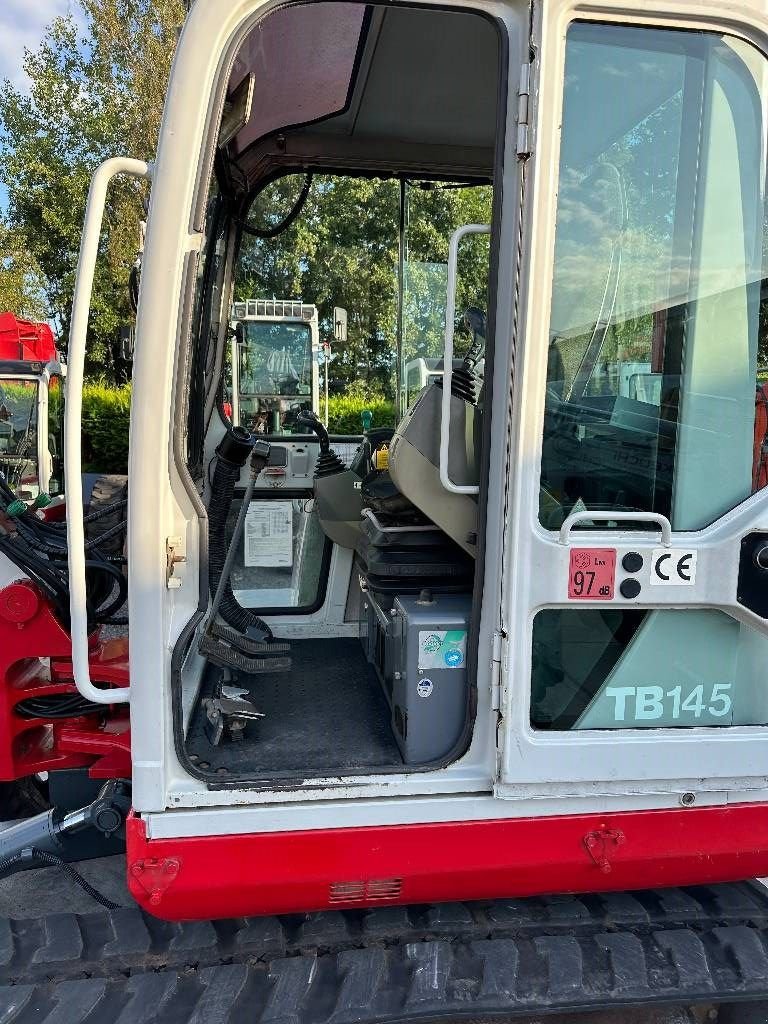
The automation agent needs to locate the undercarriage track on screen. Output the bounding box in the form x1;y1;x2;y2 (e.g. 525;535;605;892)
3;883;768;1022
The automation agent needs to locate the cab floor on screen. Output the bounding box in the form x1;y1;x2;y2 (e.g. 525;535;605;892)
187;638;403;775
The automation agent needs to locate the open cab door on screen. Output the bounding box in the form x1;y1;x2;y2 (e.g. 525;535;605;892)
499;10;768;808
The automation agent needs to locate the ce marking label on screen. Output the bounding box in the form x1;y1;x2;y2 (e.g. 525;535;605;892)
650;548;697;586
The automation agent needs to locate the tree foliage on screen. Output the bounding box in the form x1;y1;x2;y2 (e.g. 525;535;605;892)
235;175;493;397
0;220;47;320
0;0;184;374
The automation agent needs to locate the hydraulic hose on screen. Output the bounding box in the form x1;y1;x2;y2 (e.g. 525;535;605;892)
0;849;120;909
207;428;275;640
0;473;127;628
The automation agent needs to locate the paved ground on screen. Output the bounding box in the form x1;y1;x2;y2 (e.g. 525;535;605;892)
0;853;131;917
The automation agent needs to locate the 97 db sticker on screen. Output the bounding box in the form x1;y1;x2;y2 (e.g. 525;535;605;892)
568;549;616;600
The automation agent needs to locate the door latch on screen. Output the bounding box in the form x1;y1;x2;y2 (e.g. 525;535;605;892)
166;535;186;589
583;827;625;873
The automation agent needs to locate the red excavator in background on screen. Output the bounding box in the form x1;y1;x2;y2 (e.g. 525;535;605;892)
0;313;64;502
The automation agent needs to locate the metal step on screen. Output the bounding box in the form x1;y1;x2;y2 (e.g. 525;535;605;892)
2;884;768;1021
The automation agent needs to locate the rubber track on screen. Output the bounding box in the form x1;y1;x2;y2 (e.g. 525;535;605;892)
3;883;768;1022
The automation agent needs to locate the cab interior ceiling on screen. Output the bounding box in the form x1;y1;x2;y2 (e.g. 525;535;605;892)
225;4;500;185
180;1;502;785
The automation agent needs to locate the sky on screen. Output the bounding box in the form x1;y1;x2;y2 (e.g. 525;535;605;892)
0;0;84;212
0;0;81;88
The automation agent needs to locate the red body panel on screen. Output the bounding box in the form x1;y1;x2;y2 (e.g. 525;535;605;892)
127;802;768;920
0;313;57;363
0;582;131;780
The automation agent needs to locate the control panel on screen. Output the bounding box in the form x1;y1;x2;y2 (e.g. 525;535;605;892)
238;437;364;491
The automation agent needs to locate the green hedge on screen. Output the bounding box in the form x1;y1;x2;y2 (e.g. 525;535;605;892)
79;385;396;474
326;395;396;434
82;382;132;474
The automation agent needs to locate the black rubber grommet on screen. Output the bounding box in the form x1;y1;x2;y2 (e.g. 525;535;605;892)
622;551;644;573
620;578;642;599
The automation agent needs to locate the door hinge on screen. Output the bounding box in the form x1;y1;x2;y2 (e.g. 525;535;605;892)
517;63;532;158
166;535;186;589
490;630;506;712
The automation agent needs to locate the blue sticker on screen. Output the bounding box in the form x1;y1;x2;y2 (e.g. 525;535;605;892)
444;648;463;668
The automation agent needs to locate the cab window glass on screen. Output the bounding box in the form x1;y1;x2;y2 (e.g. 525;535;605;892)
0;379;39;498
532;23;768;733
540;24;768;532
231;174;493;432
47;374;64;496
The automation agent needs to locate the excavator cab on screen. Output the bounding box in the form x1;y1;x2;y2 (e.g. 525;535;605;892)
53;0;768;924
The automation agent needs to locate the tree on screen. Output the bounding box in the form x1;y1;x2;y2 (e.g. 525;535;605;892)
0;1;184;375
235;175;493;398
0;219;46;320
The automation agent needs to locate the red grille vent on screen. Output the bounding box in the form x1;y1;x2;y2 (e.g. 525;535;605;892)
329;878;403;903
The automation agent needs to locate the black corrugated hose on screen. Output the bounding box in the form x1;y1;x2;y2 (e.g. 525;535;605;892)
207;429;274;641
0;848;119;909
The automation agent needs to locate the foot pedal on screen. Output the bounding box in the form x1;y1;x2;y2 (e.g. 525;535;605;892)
203;695;265;745
199;632;291;674
210;622;290;657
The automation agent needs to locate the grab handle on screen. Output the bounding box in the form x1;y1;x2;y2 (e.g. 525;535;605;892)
439;224;490;496
65;158;152;706
558;509;673;547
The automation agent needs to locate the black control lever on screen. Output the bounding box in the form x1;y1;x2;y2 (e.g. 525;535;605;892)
296;411;348;478
296;409;330;452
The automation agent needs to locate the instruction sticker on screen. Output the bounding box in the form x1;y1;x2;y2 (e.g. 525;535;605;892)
244;501;293;568
568;548;616;600
418;630;467;670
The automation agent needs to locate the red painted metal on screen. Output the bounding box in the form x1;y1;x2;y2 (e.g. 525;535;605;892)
0;582;40;624
583;827;625;873
130;857;181;907
127;802;768;921
57;719;132;779
0;582;131;781
0;313;57;363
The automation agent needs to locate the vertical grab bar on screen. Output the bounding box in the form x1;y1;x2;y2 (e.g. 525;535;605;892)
439;223;490;495
65;157;152;705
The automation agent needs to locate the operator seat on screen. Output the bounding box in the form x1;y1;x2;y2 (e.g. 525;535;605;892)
388;308;485;557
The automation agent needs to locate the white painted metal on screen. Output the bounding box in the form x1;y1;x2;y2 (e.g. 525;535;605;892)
230;332;239;426
145;785;748;839
121;0;768;835
125;0;526;820
37;361;65;497
558;510;673;547
439;223;490;495
498;0;768;792
65;157;151;706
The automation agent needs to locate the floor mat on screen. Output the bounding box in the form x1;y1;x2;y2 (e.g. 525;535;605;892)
187;638;403;775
